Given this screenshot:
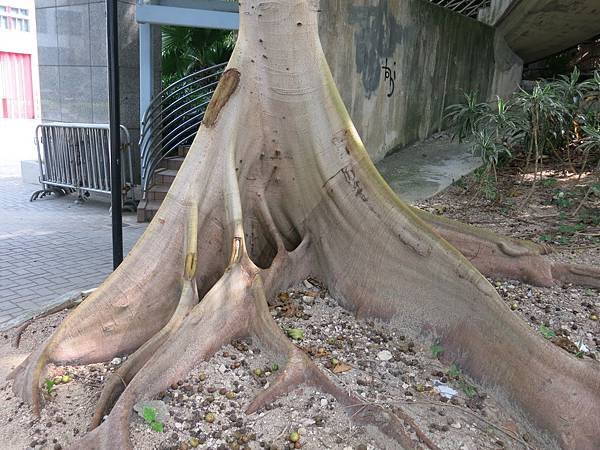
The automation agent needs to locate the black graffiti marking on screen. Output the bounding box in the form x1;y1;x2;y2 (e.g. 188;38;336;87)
381;58;396;97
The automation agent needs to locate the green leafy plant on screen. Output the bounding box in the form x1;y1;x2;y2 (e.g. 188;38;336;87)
458;379;478;398
539;325;556;340
430;344;444;358
142;406;164;433
447;363;461;378
445;69;600;205
44;379;55;394
286;328;305;340
161;26;236;84
445;92;491;142
542;177;558;187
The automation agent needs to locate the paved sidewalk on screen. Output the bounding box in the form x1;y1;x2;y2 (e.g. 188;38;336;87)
0;177;147;329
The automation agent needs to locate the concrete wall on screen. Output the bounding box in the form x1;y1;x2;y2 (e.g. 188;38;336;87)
319;0;522;162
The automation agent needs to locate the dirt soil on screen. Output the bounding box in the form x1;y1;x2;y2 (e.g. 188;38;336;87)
0;166;598;450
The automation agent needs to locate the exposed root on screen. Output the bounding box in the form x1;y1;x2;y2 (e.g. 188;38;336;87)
11;289;94;349
551;262;600;288
412;207;600;288
70;260;260;449
90;279;198;428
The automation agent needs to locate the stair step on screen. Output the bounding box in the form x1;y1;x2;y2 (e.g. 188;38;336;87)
136;199;162;222
154;168;178;184
178;145;191;157
147;184;170;201
160;156;185;170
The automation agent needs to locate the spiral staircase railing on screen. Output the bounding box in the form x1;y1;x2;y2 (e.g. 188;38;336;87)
139;62;227;195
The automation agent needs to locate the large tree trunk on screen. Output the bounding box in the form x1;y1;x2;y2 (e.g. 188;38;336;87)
9;1;600;449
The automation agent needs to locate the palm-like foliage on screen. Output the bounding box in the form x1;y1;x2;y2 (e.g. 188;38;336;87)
444;92;490;142
161;26;236;86
445;68;600;201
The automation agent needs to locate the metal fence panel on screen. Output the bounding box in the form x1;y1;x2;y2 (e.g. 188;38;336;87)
31;122;136;206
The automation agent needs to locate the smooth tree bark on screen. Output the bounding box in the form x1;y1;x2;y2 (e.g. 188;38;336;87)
9;1;600;449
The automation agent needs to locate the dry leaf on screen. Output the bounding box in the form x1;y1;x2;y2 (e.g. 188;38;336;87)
332;362;352;373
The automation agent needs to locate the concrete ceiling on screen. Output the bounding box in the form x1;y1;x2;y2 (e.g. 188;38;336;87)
496;0;600;63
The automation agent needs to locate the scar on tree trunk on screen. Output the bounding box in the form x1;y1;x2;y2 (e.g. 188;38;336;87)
8;1;600;449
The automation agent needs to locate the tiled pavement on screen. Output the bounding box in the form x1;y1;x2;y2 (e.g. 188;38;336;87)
0;177;147;330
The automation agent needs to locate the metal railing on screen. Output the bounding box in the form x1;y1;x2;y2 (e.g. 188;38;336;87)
139;62;227;194
427;0;491;18
31;122;136;208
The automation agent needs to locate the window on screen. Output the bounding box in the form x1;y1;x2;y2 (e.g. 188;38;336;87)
0;5;30;32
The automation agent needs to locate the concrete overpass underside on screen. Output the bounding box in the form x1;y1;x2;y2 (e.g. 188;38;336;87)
488;0;600;63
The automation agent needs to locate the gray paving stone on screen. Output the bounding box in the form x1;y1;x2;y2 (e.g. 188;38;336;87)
0;177;147;330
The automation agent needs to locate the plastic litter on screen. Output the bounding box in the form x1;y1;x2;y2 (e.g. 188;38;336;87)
433;380;458;399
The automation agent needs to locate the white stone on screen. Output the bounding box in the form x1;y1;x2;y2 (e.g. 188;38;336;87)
377;350;393;361
451;421;462;429
218;364;227;373
320;398;328;407
110;357;122;365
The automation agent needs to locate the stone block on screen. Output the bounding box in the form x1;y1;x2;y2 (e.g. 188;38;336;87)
91;66;108;122
21;160;43;185
35;0;56;8
59;65;93;122
57;3;90;66
118;1;139;68
89;1;107;67
38;65;61;120
35;6;59;65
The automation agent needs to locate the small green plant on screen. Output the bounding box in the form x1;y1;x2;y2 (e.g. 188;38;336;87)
552;191;572;208
44;379;55;394
447;363;461;378
430;344;444;358
286;328;304;340
542;177;558;187
142;406;164;433
540;233;553;242
558;223;586;235
539;325;556;340
458;379;477;398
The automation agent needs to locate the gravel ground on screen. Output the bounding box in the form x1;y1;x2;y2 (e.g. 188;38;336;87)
0;168;597;450
416;166;599;359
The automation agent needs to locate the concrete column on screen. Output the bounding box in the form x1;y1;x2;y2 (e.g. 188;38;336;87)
139;21;154;128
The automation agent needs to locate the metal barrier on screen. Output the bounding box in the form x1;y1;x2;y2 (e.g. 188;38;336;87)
139;62;226;194
31;122;136;208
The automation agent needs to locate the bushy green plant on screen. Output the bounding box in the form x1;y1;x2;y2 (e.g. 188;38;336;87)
161;26;236;85
445;68;600;202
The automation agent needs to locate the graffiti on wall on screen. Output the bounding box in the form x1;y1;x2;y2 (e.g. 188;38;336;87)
381;58;396;97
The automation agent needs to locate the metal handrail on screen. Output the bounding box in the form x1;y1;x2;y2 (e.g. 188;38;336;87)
139;62;227;193
141;99;213;186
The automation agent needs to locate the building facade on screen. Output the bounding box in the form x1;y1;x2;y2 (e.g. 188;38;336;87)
0;0;40;119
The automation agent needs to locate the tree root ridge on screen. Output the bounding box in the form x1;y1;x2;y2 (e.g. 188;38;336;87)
413;207;600;288
11;288;93;349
